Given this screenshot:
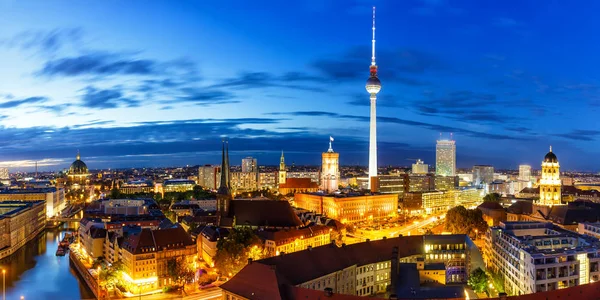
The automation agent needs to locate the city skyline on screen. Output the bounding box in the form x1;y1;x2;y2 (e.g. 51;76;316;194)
3;1;600;170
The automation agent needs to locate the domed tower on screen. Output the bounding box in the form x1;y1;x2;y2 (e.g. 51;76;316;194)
67;150;90;184
365;6;381;189
539;146;561;206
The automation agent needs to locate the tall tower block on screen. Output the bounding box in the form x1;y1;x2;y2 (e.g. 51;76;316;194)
365;7;381;189
321;137;340;193
539;146;561;206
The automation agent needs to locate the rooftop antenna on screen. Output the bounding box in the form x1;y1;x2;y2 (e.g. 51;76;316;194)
450;132;454;140
35;161;38;178
371;6;376;66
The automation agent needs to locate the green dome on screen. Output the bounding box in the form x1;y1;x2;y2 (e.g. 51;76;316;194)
69;152;88;175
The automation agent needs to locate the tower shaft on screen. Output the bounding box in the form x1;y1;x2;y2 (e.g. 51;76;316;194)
369;94;377;186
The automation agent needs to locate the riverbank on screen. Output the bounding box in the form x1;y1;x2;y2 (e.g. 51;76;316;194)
0;226;95;300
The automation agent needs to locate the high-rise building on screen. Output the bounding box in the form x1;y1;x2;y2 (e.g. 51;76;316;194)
279;151;286;185
435;139;456;177
198;165;219;190
412;159;428;174
519;165;531;181
0;168;8;180
540;146;561;206
241;157;257;173
365;7;381;189
472;165;494;186
321;138;339;193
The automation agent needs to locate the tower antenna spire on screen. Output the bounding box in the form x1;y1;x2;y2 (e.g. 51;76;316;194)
371;6;376;66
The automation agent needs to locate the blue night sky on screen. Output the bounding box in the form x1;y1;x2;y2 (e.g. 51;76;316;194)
1;0;599;171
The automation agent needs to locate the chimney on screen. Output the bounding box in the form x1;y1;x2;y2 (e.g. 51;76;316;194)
247;258;252;264
391;246;399;289
366;238;370;242
342;243;346;247
383;236;387;240
499;293;507;300
324;287;333;297
308;246;313;251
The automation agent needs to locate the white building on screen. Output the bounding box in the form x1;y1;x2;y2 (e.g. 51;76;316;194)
198;165;219;190
486;221;600;295
412;159;428;174
436;139;456;177
519;165;532;182
241;157;258;173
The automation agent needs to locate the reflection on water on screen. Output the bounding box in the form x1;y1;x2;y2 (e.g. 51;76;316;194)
0;223;94;300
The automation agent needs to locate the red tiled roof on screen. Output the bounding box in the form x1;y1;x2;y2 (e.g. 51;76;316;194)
220;262;290;300
121;225;194;255
257;225;330;244
229;200;303;228
279;178;319;189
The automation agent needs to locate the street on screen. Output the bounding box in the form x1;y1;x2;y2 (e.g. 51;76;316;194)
348;213;446;243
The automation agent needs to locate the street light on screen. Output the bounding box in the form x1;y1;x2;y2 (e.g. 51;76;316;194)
3;269;5;300
97;266;101;300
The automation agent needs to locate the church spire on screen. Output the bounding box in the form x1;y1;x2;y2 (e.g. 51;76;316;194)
218;139;230;195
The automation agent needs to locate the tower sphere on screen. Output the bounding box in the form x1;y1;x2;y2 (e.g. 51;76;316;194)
366;76;381;94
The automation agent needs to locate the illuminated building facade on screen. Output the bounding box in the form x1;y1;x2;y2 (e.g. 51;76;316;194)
67;151;90;184
120;225;196;293
279;178;319;195
408;174;435;192
403;188;482;215
434;175;458;191
119;180;154;194
540;147;561;206
162;179;195;193
473;165;494;187
0;201;46;260
198;165;219;190
222;234;471;299
287;171;320;184
294;193;397;224
486;222;600;295
259;225;331;257
241;157;258;173
436;139;456;177
365;7;381;189
0;187;65;218
279;151;286;185
258;172;277;190
321;138;340;193
519;165;532;181
412;159;428;174
229;171;259;192
375;174;408;195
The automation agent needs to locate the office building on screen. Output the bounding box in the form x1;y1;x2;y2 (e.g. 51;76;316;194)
408;174;435;192
162;179;195;193
486;222;600;295
287;172;320;184
374;174;407;195
258;172;278;191
321;139;340;193
294;193;397;224
0;201;46;259
519;165;532;181
198;165;219;190
230;172;259;192
412;159;428;174
436;139;456;177
540;147;561;206
119;180;154;194
242;157;258;173
473;165;494;187
434;175;458;191
0;187;65;218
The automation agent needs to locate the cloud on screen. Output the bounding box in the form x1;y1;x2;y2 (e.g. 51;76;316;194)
0;96;48;108
39;53;156;77
80;86;139;109
209;71;326;93
557;130;600;141
1;28;82;55
311;46;446;83
269;111;524;140
170;88;238;106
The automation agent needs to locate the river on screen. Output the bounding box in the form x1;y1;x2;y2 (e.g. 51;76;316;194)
0;224;95;300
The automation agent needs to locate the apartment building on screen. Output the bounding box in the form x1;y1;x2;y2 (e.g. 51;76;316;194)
486;221;600;295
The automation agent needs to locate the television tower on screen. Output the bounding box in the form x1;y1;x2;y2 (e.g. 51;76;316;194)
366;6;381;188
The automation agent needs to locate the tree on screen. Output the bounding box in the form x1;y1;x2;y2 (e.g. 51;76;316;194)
110;188;122;199
214;227;265;276
468;267;489;293
445;206;488;237
167;258;195;287
483;193;501;203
